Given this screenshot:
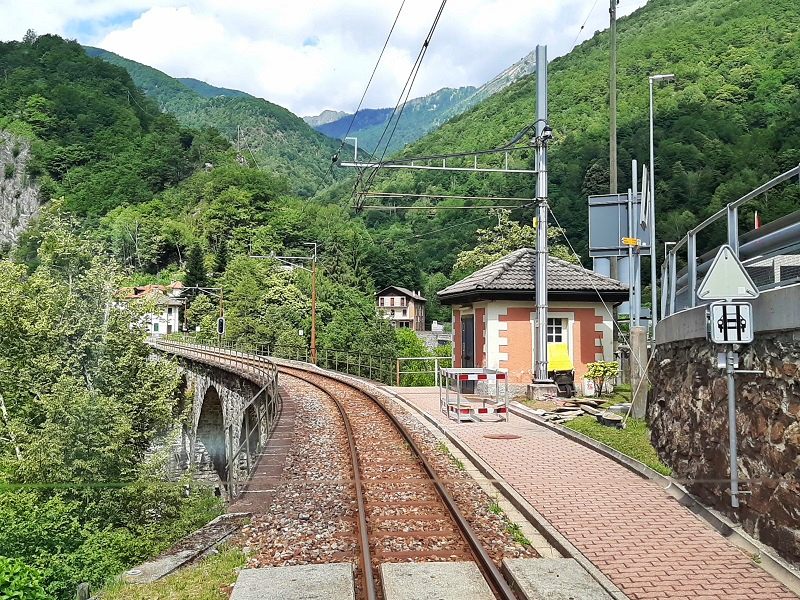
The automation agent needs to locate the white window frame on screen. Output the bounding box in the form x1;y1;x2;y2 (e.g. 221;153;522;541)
547;317;564;343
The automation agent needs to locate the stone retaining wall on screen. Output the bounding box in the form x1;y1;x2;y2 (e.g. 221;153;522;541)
649;330;800;565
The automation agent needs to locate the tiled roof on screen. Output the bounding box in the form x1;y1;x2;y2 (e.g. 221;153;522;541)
376;286;426;302
437;248;628;302
117;282;186;300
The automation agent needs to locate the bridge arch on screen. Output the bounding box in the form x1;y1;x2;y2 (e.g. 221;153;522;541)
196;385;227;484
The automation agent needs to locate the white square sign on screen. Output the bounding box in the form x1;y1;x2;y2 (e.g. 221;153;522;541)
708;302;753;344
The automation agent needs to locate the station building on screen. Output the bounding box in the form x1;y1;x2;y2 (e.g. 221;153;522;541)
437;248;628;395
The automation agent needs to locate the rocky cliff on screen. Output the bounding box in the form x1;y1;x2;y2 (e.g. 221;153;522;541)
0;131;39;248
649;330;800;565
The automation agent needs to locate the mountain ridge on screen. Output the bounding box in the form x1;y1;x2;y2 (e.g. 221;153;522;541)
306;49;537;155
83;46;344;196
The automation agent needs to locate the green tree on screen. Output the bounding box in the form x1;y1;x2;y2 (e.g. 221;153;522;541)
184;244;207;288
452;210;573;277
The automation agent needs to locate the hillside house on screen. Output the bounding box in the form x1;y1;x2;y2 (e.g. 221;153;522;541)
437;248;628;395
117;282;186;336
376;286;426;331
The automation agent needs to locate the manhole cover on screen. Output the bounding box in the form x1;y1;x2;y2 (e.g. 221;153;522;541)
483;434;521;440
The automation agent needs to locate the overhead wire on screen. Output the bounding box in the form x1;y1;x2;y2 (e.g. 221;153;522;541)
334;0;407;160
570;0;601;51
409;203;535;239
355;0;448;200
350;119;541;208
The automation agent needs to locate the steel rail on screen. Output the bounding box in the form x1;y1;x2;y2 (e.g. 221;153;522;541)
278;365;517;600
280;370;377;600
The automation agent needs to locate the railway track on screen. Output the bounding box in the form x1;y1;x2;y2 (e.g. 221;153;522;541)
153;341;517;600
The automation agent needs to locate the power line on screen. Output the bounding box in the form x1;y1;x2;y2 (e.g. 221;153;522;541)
356;0;448;197
360;192;535;202
410;214;492;239
409;204;534;239
126;89;159;118
361;204;527;211
372;0;447;157
335;0;407;159
570;0;601;51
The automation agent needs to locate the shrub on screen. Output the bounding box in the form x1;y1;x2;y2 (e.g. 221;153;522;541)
586;361;620;397
0;556;50;600
3;163;14;180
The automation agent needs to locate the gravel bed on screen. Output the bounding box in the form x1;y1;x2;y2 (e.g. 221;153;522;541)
239;366;536;578
292;370;538;567
240;378;357;568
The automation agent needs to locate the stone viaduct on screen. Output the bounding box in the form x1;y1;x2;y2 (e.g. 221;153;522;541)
150;341;281;498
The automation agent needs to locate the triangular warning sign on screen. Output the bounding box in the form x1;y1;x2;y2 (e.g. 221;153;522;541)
696;245;760;300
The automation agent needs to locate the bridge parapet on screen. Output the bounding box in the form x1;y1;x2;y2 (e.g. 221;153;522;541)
650;282;800;565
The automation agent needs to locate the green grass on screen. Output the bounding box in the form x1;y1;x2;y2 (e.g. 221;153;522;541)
100;546;245;600
436;440;465;471
565;416;672;476
505;522;532;547
600;384;630;407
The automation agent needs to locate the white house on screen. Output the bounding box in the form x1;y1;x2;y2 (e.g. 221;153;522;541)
117;282;186;336
376;286;426;331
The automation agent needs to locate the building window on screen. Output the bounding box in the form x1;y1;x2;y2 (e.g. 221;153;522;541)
401;297;407;307
547;318;564;343
153;322;159;333
379;297;384;307
390;297;395;307
402;308;407;317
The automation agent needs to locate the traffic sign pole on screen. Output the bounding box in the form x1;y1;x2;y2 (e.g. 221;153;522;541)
726;348;740;508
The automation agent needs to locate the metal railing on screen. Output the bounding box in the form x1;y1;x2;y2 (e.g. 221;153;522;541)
662;164;800;318
148;337;281;499
395;356;454;386
253;342;395;385
160;334;395;384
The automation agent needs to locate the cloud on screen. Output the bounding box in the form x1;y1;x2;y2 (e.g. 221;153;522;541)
0;0;648;116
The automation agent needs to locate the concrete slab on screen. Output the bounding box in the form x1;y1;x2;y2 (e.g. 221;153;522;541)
503;558;614;600
230;563;354;600
380;561;494;600
123;550;197;584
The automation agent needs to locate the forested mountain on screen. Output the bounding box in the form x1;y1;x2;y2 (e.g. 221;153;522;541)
308;50;537;156
176;77;253;99
84;46;345;196
317;86;477;156
360;0;800;266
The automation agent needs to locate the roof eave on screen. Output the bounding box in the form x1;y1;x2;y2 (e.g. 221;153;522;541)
438;289;629;305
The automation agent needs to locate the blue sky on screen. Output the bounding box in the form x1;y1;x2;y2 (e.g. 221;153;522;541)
0;0;648;116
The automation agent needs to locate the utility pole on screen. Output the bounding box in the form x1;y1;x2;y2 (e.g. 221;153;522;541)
609;0;618;194
530;45;558;399
304;243;318;365
251;248;318;364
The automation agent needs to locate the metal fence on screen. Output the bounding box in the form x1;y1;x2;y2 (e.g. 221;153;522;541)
662;164;800;318
252;343;396;385
395;356;454;386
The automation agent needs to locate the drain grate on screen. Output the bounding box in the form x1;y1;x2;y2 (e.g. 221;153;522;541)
482;434;521;440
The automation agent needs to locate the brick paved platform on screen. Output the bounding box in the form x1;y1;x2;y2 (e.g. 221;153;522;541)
388;387;798;600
